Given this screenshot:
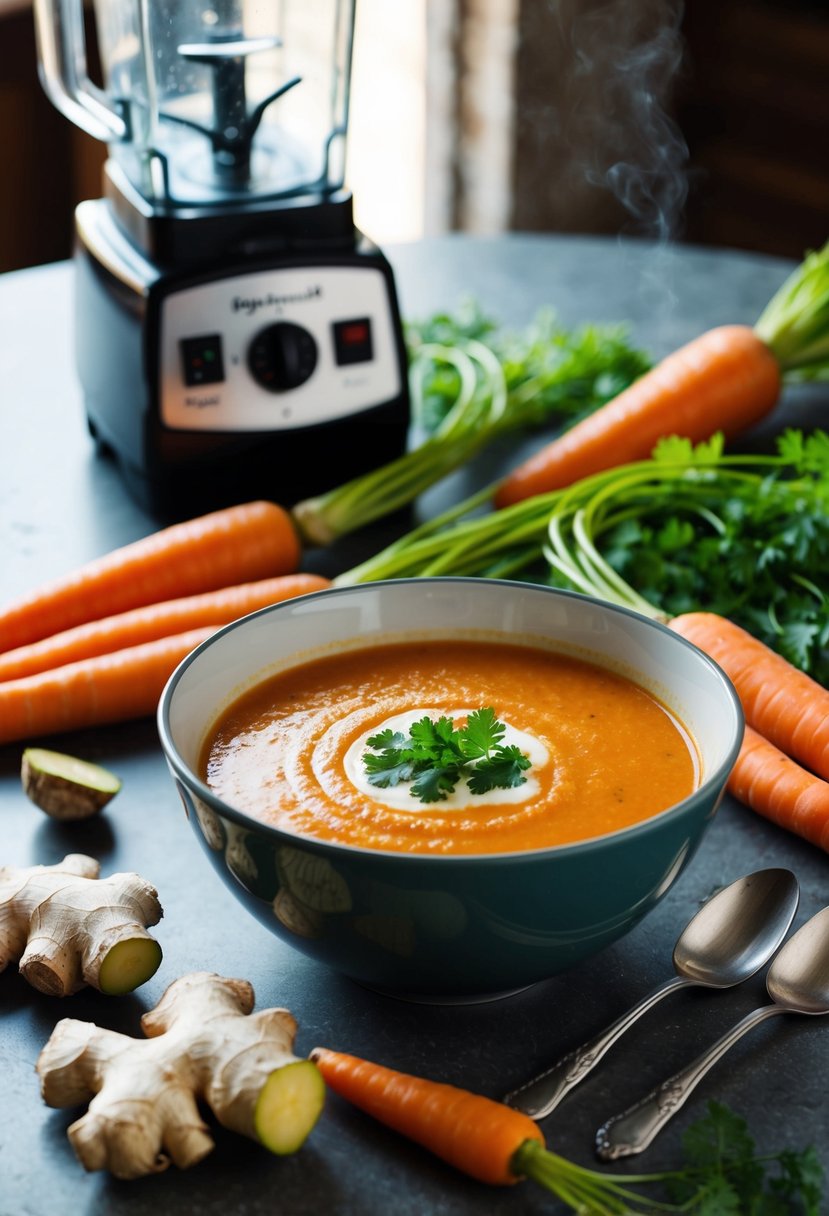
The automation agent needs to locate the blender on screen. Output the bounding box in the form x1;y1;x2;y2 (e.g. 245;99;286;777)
32;0;410;518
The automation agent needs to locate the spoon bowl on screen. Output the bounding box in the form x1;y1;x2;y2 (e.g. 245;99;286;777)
505;868;800;1119
767;904;829;1014
672;867;801;988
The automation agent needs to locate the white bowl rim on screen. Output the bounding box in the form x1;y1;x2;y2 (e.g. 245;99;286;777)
157;577;745;864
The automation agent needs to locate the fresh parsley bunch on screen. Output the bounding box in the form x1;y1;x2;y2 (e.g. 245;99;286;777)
409;302;652;434
362;707;531;804
563;431;829;685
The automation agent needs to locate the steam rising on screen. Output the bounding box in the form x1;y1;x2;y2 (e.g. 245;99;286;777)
558;0;690;243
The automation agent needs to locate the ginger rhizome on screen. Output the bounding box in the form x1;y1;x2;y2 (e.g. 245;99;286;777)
21;748;122;820
37;971;325;1179
0;854;162;996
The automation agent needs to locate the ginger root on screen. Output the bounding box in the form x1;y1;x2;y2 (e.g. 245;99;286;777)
22;748;122;820
0;854;162;996
37;971;325;1179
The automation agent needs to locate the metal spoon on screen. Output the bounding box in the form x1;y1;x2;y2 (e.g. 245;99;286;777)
503;868;799;1119
596;903;829;1160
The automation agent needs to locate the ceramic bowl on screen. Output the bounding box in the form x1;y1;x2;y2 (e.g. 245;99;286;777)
158;578;743;1000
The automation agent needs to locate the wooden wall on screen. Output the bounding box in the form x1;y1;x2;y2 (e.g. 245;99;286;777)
511;0;829;260
676;0;829;259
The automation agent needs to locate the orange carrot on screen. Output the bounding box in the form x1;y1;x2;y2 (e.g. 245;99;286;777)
0;574;331;682
727;726;829;852
495;325;780;507
310;1049;696;1209
310;1047;543;1186
0;500;301;654
670;612;829;782
0;628;215;744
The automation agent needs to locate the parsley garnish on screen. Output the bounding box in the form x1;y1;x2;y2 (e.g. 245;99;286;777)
363;707;532;803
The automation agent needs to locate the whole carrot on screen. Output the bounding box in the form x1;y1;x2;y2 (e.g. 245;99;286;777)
495;325;779;505
495;241;829;507
310;1048;718;1211
0;574;331;683
669;613;829;782
0;628;214;745
727;726;829;853
311;1046;542;1186
0;500;301;654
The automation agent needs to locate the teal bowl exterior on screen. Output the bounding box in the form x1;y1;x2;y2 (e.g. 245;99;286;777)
158;579;744;1000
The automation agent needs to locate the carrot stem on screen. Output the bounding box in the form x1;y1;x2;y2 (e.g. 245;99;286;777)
513;1140;681;1213
754;240;829;374
292;319;649;545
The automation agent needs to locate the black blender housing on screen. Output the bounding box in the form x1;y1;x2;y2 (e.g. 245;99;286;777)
70;19;411;520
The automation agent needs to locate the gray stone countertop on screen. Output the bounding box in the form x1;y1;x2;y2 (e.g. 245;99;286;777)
1;234;828;1216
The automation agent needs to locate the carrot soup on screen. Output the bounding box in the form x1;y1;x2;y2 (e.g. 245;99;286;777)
201;639;698;855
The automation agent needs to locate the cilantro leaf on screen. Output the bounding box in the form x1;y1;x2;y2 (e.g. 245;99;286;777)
780;620;821;671
364;757;418;789
467;745;532;794
657;517;696;554
409;715;465;761
681;1099;757;1170
365;728;409;752
773;1147;825;1215
410;764;462;803
459;706;505;759
660;1101;827;1214
363;737;418;789
652;432;724;466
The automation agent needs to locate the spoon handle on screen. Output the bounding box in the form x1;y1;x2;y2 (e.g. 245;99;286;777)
503;974;690;1119
595;1004;783;1159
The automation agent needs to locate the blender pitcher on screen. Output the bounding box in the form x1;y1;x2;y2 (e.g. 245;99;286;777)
35;0;352;204
31;0;410;518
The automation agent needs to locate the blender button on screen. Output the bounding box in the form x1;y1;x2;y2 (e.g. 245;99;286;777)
180;334;225;387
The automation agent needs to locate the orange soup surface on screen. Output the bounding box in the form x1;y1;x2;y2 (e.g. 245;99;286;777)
201;639;698;855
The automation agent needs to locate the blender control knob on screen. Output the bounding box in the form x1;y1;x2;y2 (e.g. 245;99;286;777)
247;322;318;391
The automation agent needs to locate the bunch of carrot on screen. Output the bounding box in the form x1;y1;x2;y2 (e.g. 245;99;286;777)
0;500;329;745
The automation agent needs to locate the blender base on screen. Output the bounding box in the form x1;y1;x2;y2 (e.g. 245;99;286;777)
74;197;411;523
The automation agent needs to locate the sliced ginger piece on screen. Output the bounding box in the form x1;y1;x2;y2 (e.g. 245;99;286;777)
22;748;122;820
255;1059;326;1155
97;936;164;996
37;972;325;1178
0;854;162;996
